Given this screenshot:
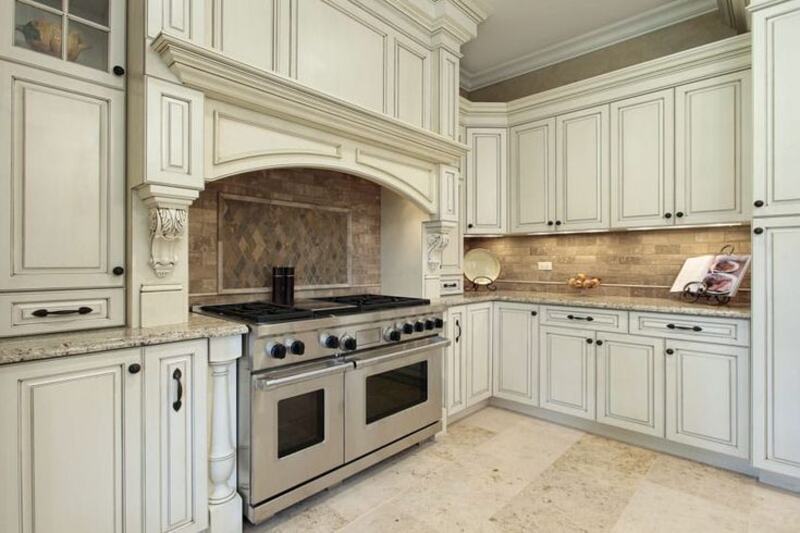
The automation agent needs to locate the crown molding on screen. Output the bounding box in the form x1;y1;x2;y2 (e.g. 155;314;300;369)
460;0;718;91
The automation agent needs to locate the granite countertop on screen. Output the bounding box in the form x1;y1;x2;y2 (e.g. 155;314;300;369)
0;314;249;366
437;290;751;319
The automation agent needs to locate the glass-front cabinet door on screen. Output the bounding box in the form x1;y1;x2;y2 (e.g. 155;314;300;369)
3;0;125;87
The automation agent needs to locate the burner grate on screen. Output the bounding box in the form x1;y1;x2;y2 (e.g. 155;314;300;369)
201;302;315;323
315;294;430;313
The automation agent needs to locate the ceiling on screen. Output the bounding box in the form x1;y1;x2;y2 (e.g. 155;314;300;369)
461;0;719;90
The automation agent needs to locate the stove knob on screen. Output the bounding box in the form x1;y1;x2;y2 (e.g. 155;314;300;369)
341;335;358;351
425;319;435;330
286;339;305;356
384;327;401;342
414;321;425;332
268;342;287;359
402;323;414;335
434;318;444;329
320;334;340;349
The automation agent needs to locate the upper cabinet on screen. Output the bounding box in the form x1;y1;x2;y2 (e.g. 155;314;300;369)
465;128;507;235
675;72;752;225
2;0;126;88
555;105;610;232
752;1;800;217
610;90;675;229
510;119;556;233
0;61;125;337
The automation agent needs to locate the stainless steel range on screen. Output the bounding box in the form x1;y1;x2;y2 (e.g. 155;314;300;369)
197;294;448;524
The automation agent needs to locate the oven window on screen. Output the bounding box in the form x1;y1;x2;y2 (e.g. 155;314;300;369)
277;390;325;458
366;361;428;424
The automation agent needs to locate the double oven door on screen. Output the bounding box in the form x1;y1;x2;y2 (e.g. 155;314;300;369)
248;337;446;505
345;338;445;462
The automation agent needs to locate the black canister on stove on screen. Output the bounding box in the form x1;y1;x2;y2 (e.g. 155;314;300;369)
271;266;295;306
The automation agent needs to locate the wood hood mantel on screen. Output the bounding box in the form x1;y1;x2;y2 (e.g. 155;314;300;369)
153;33;468;213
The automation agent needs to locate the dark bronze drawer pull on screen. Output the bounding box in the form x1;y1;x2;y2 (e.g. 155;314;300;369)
666;323;702;332
173;369;184;412
443;283;458;288
32;306;92;318
567;314;594;322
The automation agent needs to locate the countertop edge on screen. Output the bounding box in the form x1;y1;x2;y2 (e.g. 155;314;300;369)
0;314;249;367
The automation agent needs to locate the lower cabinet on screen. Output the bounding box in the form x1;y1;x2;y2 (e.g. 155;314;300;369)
596;333;665;437
466;302;493;405
665;340;749;458
445;305;467;416
144;340;209;533
444;303;493;418
0;349;144;533
0;340;210;533
493;302;538;405
539;326;596;420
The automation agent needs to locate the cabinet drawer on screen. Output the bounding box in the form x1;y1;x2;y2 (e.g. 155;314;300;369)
440;277;463;295
0;289;124;337
540;305;628;333
629;312;749;347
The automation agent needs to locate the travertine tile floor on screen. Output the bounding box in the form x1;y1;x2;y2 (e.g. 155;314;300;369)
245;407;800;532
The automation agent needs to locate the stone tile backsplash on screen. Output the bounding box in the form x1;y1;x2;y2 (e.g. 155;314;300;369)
466;226;752;303
189;168;381;304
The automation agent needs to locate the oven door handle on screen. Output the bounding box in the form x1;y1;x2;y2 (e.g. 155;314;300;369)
254;360;353;391
348;337;451;369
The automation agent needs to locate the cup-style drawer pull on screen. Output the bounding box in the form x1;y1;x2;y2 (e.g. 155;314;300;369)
666;323;702;332
567;314;594;322
32;306;92;318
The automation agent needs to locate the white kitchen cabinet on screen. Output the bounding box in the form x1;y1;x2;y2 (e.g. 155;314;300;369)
752;1;800;217
439;220;463;295
465;128;507;235
665;340;749;458
539;325;596;420
752;217;800;477
466;302;493;405
610;90;675;229
0;61;125;336
0;349;144;533
445;306;467;416
493;302;539;405
555;104;610;232
509;118;556;233
144;340;209;533
675;72;752;225
2;0;126;88
596;332;665;437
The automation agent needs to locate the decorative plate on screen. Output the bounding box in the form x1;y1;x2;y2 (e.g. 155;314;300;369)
463;249;501;286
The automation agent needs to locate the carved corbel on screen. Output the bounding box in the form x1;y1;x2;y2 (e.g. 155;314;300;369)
148;207;187;277
425;224;452;274
137;184;199;279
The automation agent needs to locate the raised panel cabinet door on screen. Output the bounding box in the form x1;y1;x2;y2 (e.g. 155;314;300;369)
2;0;126;88
466;128;508;235
752;2;800;216
0;61;125;291
665;340;749;458
675;72;752;225
144;340;209;533
556;104;610;231
493;303;539;405
596;333;665;437
752;217;800;477
0;349;143;533
293;0;389;113
392;36;431;129
211;0;276;71
610;90;675;229
445;306;467;416
510;119;556;233
466;303;493;405
539;326;596;420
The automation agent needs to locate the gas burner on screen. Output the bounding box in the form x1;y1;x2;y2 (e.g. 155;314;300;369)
200;302;315;324
314;294;431;313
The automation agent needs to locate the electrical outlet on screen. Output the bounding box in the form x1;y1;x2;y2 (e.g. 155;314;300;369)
538;261;553;271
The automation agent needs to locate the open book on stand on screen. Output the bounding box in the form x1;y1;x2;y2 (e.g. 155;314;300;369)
671;254;751;298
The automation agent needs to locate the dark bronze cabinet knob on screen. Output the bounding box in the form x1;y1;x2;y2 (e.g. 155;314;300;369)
666;349;674;355
113;266;124;276
128;363;141;374
664;213;672;219
675;212;684;218
596;340;604;346
113;65;125;76
586;338;593;344
754;227;764;235
754;200;764;208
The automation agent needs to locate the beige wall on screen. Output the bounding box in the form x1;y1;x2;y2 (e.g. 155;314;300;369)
465;226;751;303
465;13;738;102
